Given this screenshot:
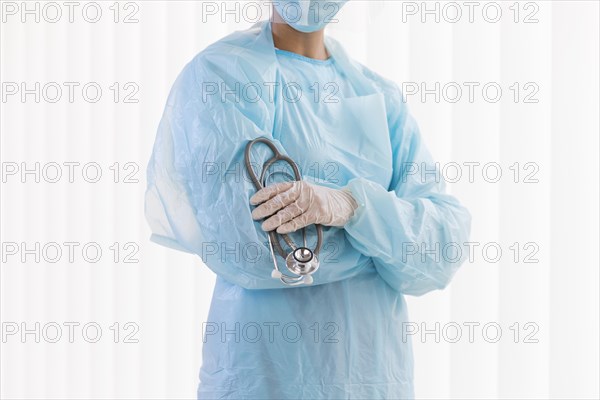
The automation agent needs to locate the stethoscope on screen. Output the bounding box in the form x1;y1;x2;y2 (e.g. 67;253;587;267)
244;137;323;286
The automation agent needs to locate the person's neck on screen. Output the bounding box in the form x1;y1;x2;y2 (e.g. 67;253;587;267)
271;21;329;60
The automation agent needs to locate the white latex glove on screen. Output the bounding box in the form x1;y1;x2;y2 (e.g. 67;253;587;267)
250;181;359;234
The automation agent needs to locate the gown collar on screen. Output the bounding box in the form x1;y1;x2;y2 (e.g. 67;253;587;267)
246;20;377;97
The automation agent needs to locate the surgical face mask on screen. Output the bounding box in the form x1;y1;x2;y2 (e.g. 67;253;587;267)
273;0;349;33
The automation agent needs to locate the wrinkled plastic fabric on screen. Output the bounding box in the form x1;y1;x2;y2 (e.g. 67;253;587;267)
145;20;471;400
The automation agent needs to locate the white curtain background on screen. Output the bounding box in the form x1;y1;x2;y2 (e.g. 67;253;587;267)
1;1;598;399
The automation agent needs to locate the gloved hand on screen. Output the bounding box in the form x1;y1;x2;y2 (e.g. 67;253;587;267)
250;181;359;234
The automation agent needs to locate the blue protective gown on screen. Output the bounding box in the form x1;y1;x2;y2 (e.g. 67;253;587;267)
145;21;471;400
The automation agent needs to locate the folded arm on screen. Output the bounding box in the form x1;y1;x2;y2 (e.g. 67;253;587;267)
342;87;472;296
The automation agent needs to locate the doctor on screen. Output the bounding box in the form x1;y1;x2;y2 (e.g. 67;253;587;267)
145;1;472;398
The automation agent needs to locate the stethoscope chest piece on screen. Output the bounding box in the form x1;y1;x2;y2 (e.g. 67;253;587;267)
286;247;320;276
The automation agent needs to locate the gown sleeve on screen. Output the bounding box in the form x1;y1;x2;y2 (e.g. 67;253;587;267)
144;56;297;290
342;85;472;296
